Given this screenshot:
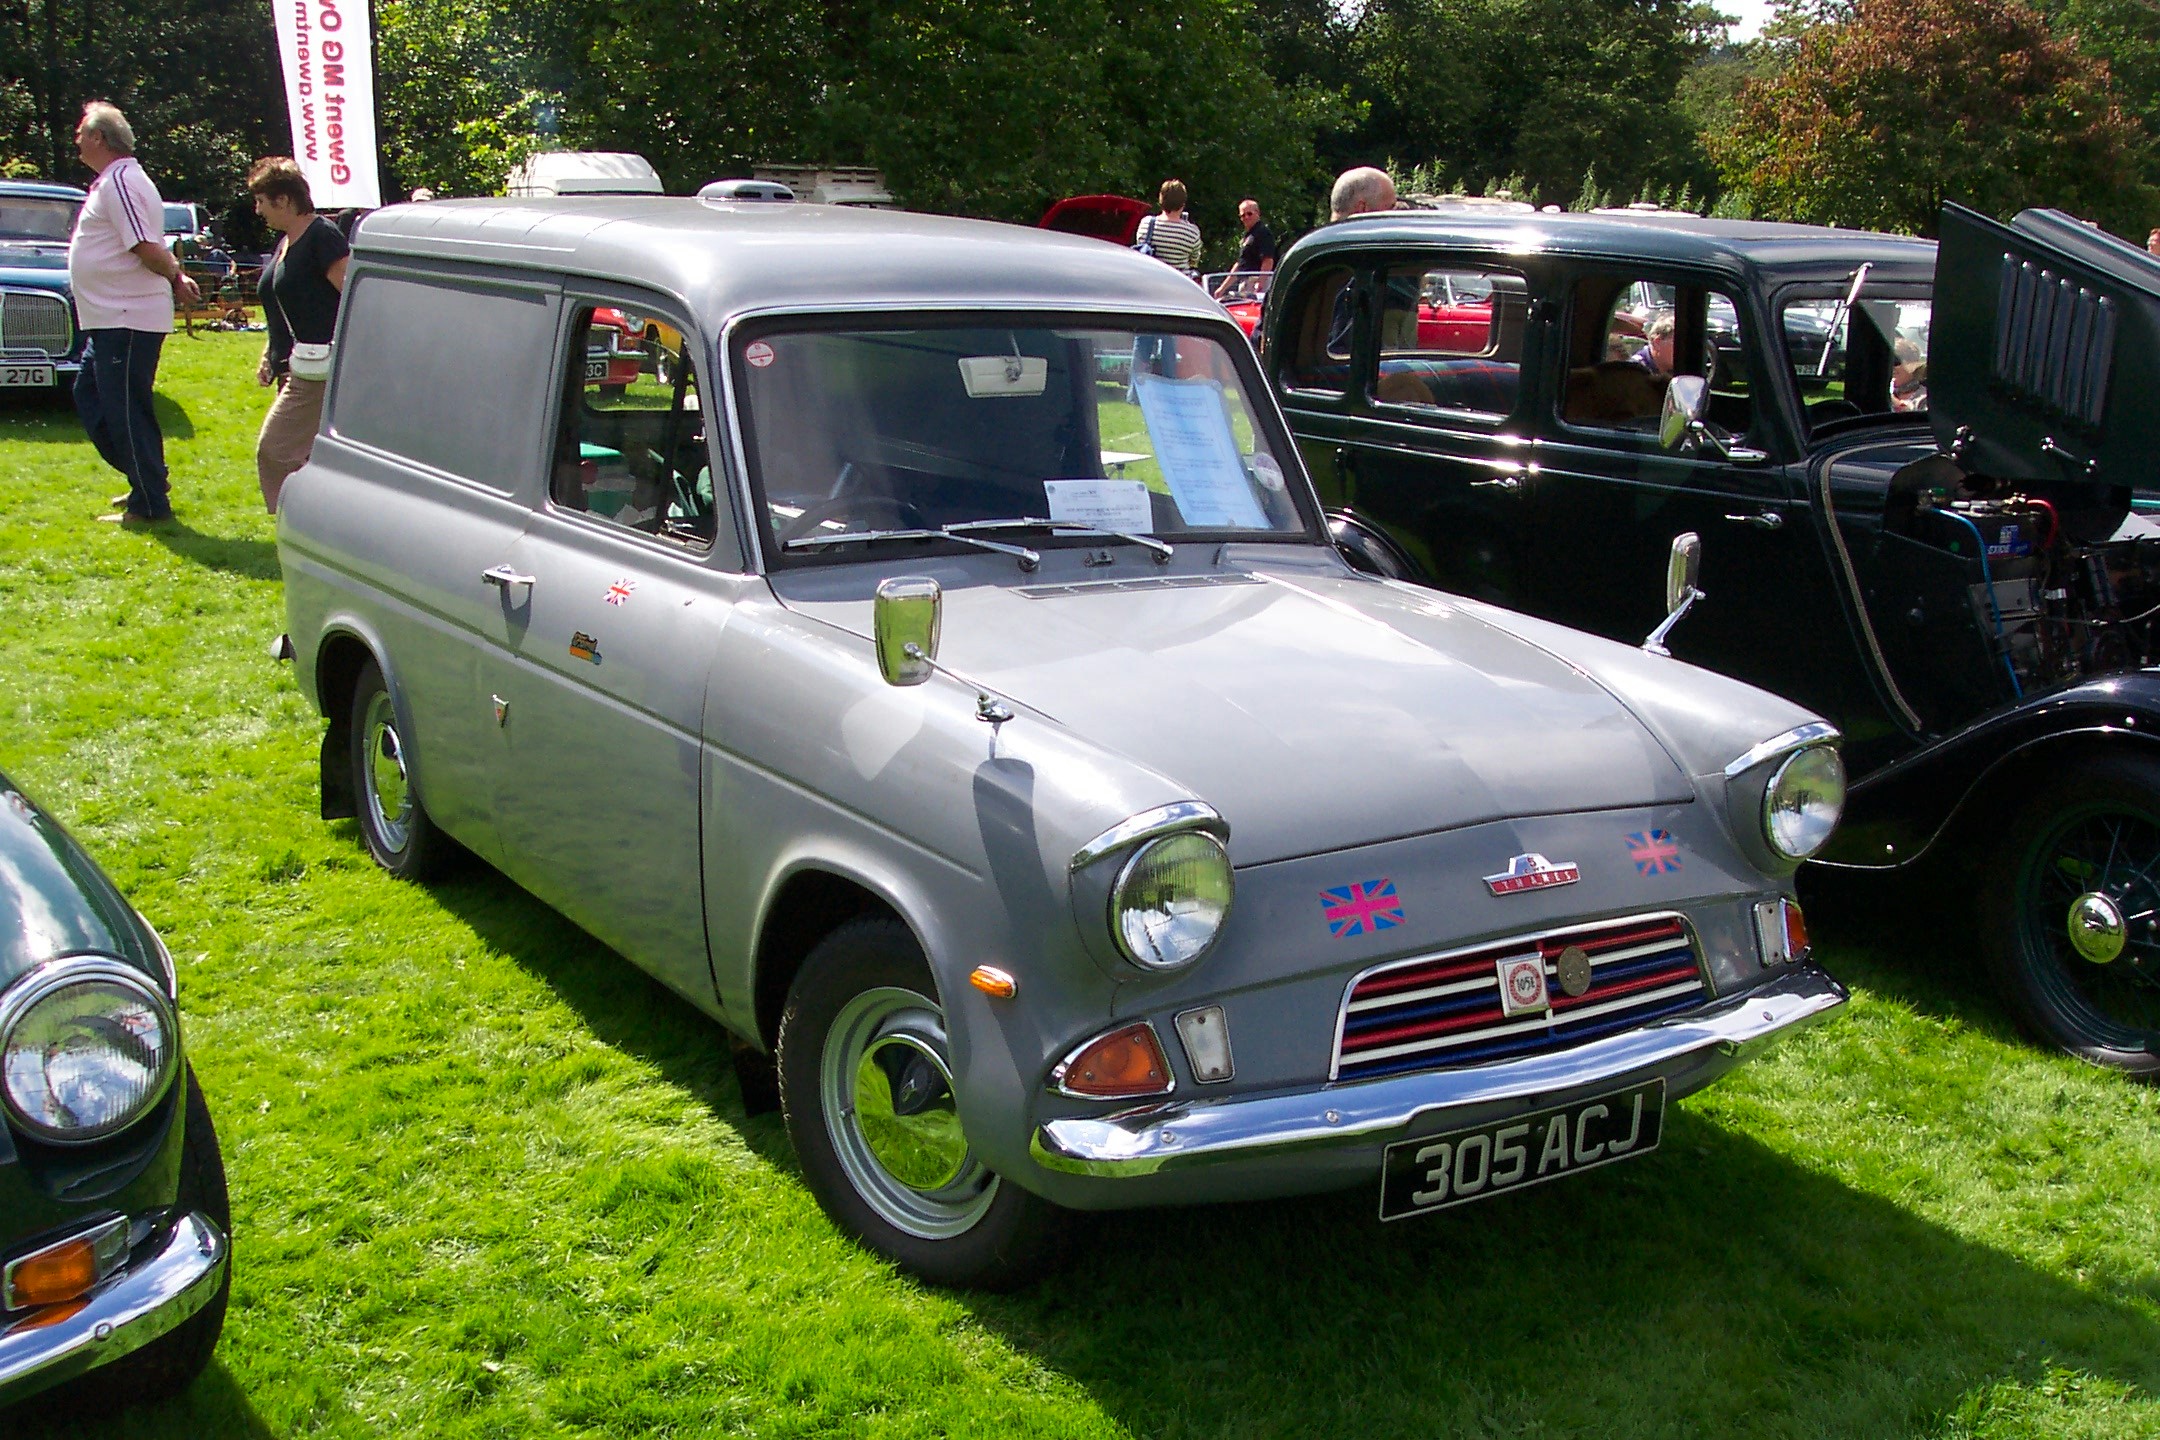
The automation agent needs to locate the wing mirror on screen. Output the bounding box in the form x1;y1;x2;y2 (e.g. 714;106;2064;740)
1659;374;1769;464
874;576;942;686
1660;375;1709;451
1644;532;1704;657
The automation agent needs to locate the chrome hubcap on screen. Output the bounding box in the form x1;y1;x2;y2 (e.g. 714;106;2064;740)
362;691;413;852
821;986;996;1239
2068;891;2128;965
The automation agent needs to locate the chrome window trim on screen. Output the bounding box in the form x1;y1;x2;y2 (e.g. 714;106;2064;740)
1071;801;1226;872
1723;721;1841;779
1328;910;1706;1082
0;954;180;1146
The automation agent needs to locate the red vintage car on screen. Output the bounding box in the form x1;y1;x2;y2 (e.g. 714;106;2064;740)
1038;194;1150;247
585;306;644;395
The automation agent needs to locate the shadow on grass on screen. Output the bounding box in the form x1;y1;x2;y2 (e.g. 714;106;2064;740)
1799;860;2028;1045
0;388;193;444
425;864;2158;1436
10;1357;273;1439
143;522;280;583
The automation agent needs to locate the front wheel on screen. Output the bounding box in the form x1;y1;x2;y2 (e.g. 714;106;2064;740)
1980;751;2160;1076
777;918;1069;1288
349;658;452;879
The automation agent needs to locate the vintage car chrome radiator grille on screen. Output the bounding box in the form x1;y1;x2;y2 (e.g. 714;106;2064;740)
0;290;71;358
1332;914;1706;1082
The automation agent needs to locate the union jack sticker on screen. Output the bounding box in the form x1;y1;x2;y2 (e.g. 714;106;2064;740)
1627;829;1682;876
604;577;636;606
1322;878;1404;938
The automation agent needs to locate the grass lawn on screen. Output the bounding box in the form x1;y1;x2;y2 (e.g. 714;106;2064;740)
3;333;2159;1439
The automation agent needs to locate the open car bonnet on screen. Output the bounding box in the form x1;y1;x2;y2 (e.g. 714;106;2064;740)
1930;202;2160;491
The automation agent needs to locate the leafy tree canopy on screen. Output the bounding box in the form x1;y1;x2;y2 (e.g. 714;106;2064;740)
1712;0;2152;234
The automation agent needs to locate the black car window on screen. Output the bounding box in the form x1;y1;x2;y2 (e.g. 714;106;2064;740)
1373;265;1527;418
549;305;715;551
1781;294;1931;431
1281;265;1355;396
1560;274;1755;441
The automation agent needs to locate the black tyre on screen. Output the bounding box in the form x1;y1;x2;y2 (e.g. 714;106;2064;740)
94;1067;231;1403
777;917;1069;1288
1980;752;2160;1076
349;658;453;879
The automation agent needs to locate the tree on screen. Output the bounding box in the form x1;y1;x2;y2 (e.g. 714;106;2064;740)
0;0;281;200
1713;0;2152;235
1348;0;1726;208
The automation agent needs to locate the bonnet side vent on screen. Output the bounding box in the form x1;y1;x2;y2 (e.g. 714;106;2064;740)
1992;255;2114;430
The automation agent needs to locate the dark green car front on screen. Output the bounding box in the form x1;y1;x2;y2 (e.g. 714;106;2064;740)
0;772;229;1411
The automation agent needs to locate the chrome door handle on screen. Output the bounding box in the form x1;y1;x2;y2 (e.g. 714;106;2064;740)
1471;476;1523;493
482;564;537;592
1724;511;1783;531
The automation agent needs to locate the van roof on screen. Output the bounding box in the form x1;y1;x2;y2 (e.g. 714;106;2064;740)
351;196;1223;325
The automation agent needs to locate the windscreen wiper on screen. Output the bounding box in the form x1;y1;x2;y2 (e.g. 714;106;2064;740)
947;516;1174;563
783;526;1042;569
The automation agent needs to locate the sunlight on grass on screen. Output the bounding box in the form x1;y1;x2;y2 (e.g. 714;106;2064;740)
2;336;2157;1438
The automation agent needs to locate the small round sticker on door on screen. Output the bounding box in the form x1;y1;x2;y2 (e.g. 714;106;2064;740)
745;341;775;369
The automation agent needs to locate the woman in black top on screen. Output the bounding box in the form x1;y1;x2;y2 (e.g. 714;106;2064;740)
249;156;349;513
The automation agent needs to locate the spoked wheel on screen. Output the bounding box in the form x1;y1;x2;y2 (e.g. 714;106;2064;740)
777;917;1068;1288
1982;753;2160;1076
348;658;453;879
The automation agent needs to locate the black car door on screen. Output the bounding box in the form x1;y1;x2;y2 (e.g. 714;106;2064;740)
1523;265;1845;710
1273;254;1547;602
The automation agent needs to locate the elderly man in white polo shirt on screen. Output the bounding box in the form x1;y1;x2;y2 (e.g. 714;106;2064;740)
68;100;198;524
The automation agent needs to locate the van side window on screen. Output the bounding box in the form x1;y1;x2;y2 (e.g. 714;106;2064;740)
1373;265;1527;417
328;274;556;490
549;307;716;551
1281;266;1356;395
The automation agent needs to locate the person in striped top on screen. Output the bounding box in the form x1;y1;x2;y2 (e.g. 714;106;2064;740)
1133;179;1203;280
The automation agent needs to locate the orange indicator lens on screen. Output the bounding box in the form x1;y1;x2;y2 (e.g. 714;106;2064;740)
968;965;1018;999
6;1239;98;1309
1060;1022;1173;1099
1783;900;1810;961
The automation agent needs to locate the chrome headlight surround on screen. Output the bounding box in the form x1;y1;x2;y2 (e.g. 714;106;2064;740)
1763;744;1847;861
0;955;180;1145
1109;830;1235;971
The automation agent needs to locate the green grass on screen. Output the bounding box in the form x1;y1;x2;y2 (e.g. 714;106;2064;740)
3;334;2160;1438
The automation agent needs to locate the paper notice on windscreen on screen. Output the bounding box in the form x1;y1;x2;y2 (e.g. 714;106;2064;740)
1044;479;1154;532
1132;375;1268;529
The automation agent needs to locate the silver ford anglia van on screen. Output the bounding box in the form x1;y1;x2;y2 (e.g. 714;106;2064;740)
278;197;1849;1286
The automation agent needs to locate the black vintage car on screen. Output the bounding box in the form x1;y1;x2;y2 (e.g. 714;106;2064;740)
0;772;230;1411
1264;202;2160;1073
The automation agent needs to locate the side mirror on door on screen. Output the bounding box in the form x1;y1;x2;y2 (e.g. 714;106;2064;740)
874;576;942;686
1660;375;1709;451
1644;532;1705;658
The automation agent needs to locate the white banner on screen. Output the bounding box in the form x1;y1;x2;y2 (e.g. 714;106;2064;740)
272;0;382;209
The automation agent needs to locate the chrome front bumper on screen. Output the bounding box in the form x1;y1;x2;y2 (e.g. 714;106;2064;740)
0;1210;228;1405
1032;967;1845;1178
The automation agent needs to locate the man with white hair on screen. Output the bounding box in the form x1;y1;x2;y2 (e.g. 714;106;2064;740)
1329;166;1397;222
68;99;198;524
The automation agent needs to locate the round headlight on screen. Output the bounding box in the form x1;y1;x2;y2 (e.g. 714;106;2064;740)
0;963;178;1144
1764;745;1846;860
1110;831;1233;971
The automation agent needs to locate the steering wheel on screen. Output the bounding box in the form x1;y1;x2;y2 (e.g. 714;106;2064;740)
778;492;926;544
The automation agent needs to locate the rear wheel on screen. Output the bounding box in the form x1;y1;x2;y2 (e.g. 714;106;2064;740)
349;658;452;879
1980;752;2160;1076
777;917;1068;1288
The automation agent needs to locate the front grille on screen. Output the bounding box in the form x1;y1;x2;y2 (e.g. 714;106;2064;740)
1332;913;1706;1082
0;290;71;358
